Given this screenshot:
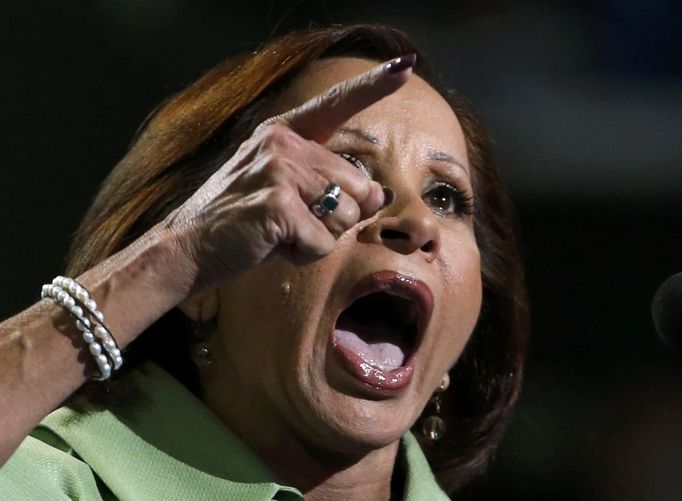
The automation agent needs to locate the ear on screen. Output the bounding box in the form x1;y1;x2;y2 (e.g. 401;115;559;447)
177;288;220;322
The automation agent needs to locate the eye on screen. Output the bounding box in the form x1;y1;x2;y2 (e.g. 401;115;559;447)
339;152;372;179
424;182;474;218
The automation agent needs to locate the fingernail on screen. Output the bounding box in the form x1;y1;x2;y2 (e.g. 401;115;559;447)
385;53;417;74
382;186;395;207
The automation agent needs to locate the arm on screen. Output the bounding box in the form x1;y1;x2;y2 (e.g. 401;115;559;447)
0;55;412;466
0;225;189;465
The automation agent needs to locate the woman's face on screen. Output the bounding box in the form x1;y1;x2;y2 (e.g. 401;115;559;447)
201;57;482;454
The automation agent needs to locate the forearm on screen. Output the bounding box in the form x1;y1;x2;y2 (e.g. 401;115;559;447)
0;223;194;465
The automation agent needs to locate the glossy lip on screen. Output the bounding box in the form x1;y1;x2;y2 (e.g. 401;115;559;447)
330;270;434;393
332;339;415;392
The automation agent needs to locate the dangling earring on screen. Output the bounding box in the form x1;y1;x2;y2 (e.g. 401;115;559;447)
421;375;449;442
190;307;213;368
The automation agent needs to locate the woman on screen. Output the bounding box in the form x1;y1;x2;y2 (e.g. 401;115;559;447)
0;24;527;499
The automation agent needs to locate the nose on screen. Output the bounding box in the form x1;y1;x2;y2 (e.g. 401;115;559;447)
358;189;441;262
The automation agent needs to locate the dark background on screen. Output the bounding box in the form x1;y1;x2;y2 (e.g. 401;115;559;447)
2;1;681;499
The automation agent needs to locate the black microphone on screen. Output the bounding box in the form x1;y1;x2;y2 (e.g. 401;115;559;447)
652;272;682;357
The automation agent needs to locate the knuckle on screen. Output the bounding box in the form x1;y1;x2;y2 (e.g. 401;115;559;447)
252;123;266;136
253;120;274;137
358;71;374;89
262;215;286;247
261;188;299;244
259;153;282;178
261;155;301;187
234;138;253;156
321;84;344;109
265;186;297;210
260;124;300;150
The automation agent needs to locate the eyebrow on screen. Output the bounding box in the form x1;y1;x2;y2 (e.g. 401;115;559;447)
427;149;467;172
339;127;381;145
339;127;468;174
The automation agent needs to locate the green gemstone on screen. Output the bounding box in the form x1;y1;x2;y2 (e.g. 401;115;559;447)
321;194;339;212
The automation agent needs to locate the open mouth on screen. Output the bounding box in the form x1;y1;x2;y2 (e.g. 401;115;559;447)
330;270;433;392
334;291;418;372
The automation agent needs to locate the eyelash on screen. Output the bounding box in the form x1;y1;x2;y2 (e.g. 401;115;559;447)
339;152;372;179
338;152;474;218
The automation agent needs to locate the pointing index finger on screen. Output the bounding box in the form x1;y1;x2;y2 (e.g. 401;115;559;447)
269;54;416;144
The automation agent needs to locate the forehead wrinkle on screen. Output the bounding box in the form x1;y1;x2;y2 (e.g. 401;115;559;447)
353;125;469;178
379;119;470;177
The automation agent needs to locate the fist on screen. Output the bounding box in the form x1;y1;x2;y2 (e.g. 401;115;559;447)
164;55;415;292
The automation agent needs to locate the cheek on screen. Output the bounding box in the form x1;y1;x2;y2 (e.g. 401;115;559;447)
214;264;304;362
223;257;343;358
441;229;482;300
437;234;482;356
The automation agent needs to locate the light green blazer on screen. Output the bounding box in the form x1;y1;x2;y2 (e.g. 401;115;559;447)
0;363;449;500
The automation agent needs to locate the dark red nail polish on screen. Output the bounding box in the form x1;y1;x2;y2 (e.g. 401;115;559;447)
385;53;417;74
382;186;395;207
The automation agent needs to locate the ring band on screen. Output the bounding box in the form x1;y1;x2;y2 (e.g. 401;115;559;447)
311;182;341;217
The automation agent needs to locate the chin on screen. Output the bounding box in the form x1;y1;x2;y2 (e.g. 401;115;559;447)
338;410;417;451
296;381;423;455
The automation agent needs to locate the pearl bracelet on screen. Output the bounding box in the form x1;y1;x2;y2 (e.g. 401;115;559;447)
41;276;123;380
51;276;123;371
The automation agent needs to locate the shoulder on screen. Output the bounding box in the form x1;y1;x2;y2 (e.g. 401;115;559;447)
0;429;104;501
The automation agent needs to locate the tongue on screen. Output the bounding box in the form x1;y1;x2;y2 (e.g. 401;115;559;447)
334;329;405;371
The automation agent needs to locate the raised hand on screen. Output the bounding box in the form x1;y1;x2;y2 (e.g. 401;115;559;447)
165;55;415;292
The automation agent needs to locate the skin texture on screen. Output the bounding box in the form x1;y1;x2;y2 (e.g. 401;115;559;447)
194;58;483;499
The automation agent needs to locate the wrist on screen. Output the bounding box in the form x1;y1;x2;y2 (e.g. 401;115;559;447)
75;222;198;347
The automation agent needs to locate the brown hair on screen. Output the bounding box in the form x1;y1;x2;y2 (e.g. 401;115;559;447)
65;24;528;494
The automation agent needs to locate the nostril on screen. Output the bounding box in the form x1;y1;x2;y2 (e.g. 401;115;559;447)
381;229;409;241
